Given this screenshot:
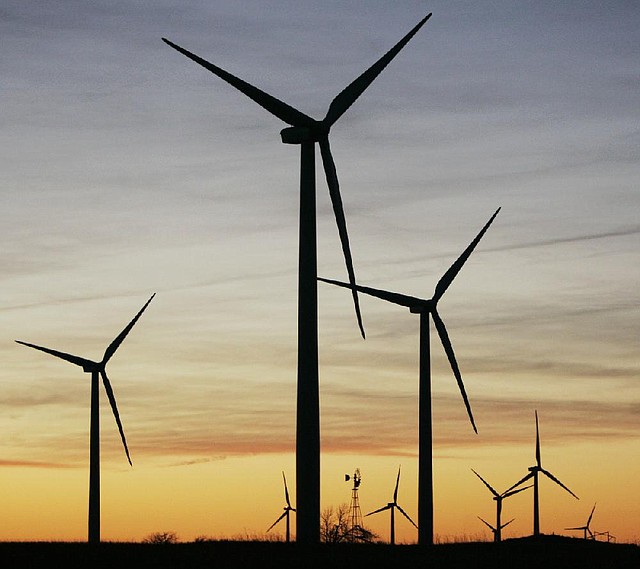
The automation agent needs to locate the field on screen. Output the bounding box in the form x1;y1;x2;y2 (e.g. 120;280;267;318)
1;535;638;569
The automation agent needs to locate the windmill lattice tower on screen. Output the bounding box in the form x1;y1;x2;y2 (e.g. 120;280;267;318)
345;469;365;541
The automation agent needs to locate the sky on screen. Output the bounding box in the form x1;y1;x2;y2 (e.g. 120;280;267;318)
1;0;639;544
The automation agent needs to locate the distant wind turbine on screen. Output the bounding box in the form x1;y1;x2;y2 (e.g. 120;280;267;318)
320;207;500;544
163;13;432;544
565;503;596;540
471;468;531;542
504;411;579;536
477;515;514;542
16;294;155;544
365;466;417;545
266;472;296;543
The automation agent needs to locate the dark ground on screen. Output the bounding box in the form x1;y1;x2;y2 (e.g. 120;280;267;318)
0;535;638;569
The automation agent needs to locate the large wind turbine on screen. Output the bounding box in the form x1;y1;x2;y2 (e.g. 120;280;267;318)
471;468;531;542
16;294;155;544
163;13;432;544
504;411;579;536
320;208;500;544
266;472;296;543
366;466;417;545
319;208;500;545
565;503;596;540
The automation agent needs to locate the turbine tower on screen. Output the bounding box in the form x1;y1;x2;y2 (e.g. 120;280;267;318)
16;294;155;544
163;13;432;544
471;469;531;542
266;471;296;542
366;466;417;545
565;503;596;540
320;208;500;544
504;410;579;536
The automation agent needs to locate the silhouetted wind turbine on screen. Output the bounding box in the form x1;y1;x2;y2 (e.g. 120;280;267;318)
320;208;500;544
504;411;579;536
565;503;596;540
267;472;296;543
16;294;155;544
471;469;531;542
366;466;417;545
163;13;431;544
477;515;514;542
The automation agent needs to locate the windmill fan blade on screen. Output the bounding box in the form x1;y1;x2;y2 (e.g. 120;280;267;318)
103;294;155;365
318;136;365;339
266;511;288;533
100;370;132;466
318;277;426;309
366;504;391;517
433;208;500;303
396;504;418;529
15;341;95;370
471;469;499;498
323;13;432;126
541;468;579;500
502;484;533;499
503;472;535;495
477;516;495;532
587;503;596;526
283;471;292;509
162;39;316;129
432;308;477;433
393;466;401;503
565;525;585;531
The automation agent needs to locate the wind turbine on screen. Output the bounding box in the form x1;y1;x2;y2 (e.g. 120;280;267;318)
15;294;155;544
565;503;596;540
320;207;500;544
266;471;296;542
366;466;417;545
504;411;579;536
477;515;514;542
471;469;531;542
163;13;432;544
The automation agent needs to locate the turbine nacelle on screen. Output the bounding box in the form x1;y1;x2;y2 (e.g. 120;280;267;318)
280;123;328;145
409;301;433;314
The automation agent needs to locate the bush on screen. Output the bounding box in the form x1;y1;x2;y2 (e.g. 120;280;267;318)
142;531;179;544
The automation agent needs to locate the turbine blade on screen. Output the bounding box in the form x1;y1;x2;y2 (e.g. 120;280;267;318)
540;468;579;500
433;208;500;303
503;472;535;495
396;504;418;529
565;525;584;531
283;471;292;509
266;511;288;533
501;518;515;529
102;294;155;365
477;516;495;531
535;410;541;467
502;484;533;499
162;39;316;128
587;503;596;526
323;13;432;126
431;308;477;433
15;341;94;370
393;466;401;503
318;277;426;309
318;136;365;339
366;504;391;517
100;370;132;466
471;468;499;498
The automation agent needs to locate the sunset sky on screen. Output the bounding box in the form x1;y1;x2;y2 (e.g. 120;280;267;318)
1;1;639;544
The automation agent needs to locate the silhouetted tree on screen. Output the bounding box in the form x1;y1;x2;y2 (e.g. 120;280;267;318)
142;531;179;544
